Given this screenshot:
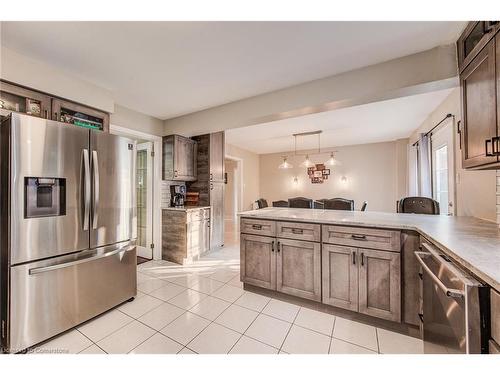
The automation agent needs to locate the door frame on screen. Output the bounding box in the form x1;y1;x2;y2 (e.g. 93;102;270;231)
430;119;457;215
109;124;163;260
136;142;154;259
224;154;244;215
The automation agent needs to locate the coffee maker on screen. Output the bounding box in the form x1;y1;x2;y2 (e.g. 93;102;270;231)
170;184;186;207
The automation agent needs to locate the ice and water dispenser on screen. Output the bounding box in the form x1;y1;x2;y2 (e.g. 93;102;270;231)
24;177;66;218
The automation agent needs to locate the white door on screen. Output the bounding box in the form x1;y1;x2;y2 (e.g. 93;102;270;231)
136;142;154;258
431;122;456;215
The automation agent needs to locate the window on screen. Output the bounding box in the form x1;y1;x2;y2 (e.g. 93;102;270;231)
434;145;449;215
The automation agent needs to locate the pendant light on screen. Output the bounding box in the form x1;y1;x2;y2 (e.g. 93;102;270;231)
278;156;293;169
301;155;314;168
325;152;341;166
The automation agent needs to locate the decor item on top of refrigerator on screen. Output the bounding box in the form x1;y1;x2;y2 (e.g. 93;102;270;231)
0;113;137;353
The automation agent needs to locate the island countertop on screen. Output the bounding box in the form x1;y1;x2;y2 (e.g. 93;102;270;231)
238;207;500;292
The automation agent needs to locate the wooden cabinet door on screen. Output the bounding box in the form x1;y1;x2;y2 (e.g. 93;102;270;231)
276;238;321;301
460;37;498;168
358;249;401;322
209;131;225;182
240;234;276;290
209;182;224;248
174;136;197;181
322;244;358;311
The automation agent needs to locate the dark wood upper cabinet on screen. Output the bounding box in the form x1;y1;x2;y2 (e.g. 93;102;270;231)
458;23;500;169
52;98;109;132
457;21;499;73
162;134;197;181
0;80;51;119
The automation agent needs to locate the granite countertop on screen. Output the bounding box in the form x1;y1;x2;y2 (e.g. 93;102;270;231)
162;206;210;212
238;207;500;291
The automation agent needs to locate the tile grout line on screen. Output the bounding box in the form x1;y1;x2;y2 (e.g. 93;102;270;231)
277;305;301;353
227;293;274;353
327;315;337;354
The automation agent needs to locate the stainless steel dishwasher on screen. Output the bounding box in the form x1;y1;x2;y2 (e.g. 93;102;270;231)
415;242;490;354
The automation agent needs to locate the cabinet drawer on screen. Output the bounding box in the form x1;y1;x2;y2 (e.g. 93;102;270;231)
241;218;276;237
322;225;400;252
276;221;320;242
492;289;500;344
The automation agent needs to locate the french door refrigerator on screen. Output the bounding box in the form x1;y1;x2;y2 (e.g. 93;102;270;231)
0;113;137;353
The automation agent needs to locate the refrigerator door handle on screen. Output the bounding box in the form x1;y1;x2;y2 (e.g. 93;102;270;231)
82;149;91;231
28;244;135;275
92;150;100;229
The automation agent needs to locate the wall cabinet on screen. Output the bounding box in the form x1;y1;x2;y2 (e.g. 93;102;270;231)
457;22;500;169
162;134;197;181
0;80;51;119
52;98;109;132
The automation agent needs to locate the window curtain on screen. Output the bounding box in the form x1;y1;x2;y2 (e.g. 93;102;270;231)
417;133;432;198
408;144;418;196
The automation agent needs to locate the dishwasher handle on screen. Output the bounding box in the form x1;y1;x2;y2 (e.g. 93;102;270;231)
415;251;464;299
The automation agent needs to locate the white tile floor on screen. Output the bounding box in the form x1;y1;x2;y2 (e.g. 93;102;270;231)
33;221;424;354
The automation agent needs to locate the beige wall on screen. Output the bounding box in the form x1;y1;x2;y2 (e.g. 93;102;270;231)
110;104;164;136
409;88;497;222
224;159;237;218
226;143;260;212
164;45;457;137
1;46;163;136
259;140;407;212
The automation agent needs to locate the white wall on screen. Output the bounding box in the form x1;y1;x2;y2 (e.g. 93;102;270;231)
409;88;497;222
1;46;114;112
164;45;457;137
110;104;164;136
225;143;260;212
1;46;164;136
259;140;407;212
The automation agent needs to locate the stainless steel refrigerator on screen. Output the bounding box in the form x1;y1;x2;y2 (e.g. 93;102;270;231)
0;113;137;353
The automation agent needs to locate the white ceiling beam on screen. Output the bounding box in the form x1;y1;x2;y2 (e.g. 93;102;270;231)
164;44;458;136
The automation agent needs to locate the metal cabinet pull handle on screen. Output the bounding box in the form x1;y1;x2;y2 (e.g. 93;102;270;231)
291;228;303;234
271;240;275;252
92;150;99;229
485;139;494;156
82;149;90;231
352;251;356;265
174;170;178;178
252;224;262;230
361;252;364;266
277;241;280;253
351;234;367;241
492;136;500;156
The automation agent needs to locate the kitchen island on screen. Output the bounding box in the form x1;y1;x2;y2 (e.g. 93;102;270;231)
239;207;500;353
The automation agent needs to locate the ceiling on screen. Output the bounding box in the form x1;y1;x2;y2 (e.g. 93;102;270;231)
225;88;455;154
0;22;465;120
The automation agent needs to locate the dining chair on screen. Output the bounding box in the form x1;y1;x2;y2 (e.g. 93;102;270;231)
256;198;268;209
272;200;289;208
397;197;440;215
288;197;313;209
319;198;354;211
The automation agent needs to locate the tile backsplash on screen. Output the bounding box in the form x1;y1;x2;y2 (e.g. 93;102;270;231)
161;180;185;208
